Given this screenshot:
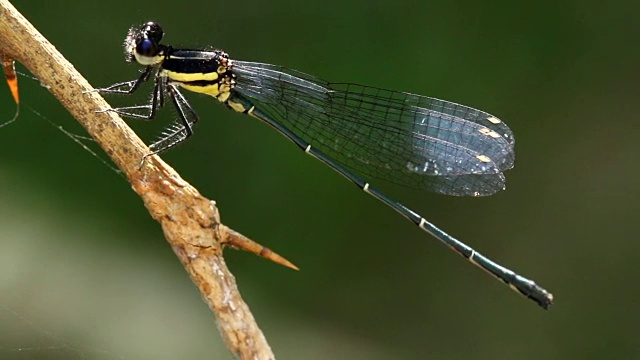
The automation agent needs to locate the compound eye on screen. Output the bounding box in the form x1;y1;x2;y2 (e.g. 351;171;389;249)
136;38;158;57
142;21;163;43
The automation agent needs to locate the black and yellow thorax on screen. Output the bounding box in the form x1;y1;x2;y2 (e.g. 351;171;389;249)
160;49;235;103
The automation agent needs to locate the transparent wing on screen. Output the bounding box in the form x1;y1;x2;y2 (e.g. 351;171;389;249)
233;61;515;196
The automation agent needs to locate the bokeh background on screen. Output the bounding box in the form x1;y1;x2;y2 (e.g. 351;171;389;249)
1;1;638;359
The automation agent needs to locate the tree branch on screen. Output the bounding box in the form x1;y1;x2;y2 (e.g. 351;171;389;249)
0;1;291;358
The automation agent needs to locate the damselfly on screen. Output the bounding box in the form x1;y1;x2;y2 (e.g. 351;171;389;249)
94;22;553;309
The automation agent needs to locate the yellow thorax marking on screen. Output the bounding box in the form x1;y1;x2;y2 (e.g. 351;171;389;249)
164;69;219;82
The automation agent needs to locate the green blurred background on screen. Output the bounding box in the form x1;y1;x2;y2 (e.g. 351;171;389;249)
1;0;638;359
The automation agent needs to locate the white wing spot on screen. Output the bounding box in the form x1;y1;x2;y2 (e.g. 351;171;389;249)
487;116;502;124
479;127;502;138
476;155;492;163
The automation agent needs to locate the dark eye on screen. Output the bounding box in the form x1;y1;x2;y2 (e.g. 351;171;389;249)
142;21;163;43
136;38;158;56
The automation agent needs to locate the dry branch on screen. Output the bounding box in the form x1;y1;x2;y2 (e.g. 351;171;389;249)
0;1;292;358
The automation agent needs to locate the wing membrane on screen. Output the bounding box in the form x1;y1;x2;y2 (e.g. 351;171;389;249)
233;61;515;196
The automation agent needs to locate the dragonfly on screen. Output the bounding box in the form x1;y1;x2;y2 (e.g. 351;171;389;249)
94;21;553;309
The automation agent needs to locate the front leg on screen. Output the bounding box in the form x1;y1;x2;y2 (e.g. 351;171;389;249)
91;66;154;94
96;70;166;121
